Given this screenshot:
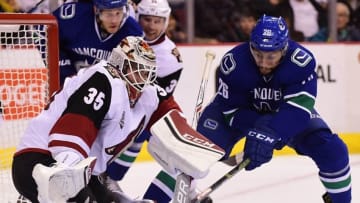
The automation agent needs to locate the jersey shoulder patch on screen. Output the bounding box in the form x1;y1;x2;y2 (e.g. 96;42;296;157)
171;47;183;63
220;52;236;75
290;48;313;67
104;65;121;79
58;3;77;20
220;44;249;75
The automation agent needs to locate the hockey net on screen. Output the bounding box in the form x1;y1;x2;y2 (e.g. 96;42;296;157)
0;13;59;202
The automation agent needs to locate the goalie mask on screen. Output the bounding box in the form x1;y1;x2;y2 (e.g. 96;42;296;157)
108;36;157;92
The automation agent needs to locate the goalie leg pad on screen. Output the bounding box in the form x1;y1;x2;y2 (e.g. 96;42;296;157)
32;157;96;202
148;110;225;179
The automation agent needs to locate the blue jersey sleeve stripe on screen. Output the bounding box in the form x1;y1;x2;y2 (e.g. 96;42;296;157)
287;100;312;115
284;91;315;100
287;95;315;112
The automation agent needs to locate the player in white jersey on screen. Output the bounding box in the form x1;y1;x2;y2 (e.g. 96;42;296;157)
12;36;224;203
104;0;186;202
136;0;183;105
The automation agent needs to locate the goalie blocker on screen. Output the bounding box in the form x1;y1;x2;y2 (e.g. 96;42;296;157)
148;110;225;179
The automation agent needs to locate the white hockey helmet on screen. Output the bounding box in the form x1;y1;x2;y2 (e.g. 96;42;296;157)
136;0;171;35
108;36;157;92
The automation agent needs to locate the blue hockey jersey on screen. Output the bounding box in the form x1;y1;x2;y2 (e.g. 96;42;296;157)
52;1;143;84
214;40;317;142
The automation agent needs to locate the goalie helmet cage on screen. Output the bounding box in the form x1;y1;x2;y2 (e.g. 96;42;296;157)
0;13;59;202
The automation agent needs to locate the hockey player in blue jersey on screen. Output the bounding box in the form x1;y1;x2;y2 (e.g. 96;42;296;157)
195;15;352;203
52;0;143;85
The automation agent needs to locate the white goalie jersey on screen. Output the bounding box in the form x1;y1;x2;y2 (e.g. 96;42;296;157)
15;60;160;175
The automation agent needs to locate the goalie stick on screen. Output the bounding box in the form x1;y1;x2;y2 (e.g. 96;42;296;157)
191;50;216;128
191;158;251;203
173;50;216;203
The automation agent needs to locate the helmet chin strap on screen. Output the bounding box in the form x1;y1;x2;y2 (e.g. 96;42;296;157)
126;83;142;108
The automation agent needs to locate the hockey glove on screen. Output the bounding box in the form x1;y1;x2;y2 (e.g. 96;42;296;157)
32;156;96;202
243;127;281;171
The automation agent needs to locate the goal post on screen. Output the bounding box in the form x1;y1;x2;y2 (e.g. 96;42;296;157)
0;13;59;202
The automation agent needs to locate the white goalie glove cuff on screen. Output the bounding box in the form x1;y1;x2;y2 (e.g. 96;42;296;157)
53;151;83;167
32;157;96;203
148;110;225;178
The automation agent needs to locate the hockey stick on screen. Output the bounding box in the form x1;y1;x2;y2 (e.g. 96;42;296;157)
26;0;46;13
173;50;216;203
188;49;243;167
173;173;192;203
191;50;216;128
222;152;244;166
191;158;251;203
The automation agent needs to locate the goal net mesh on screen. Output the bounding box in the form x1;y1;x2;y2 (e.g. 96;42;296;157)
0;13;59;202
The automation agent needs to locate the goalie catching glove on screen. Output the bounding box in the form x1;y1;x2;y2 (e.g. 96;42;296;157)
148;109;225;178
32;153;96;203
